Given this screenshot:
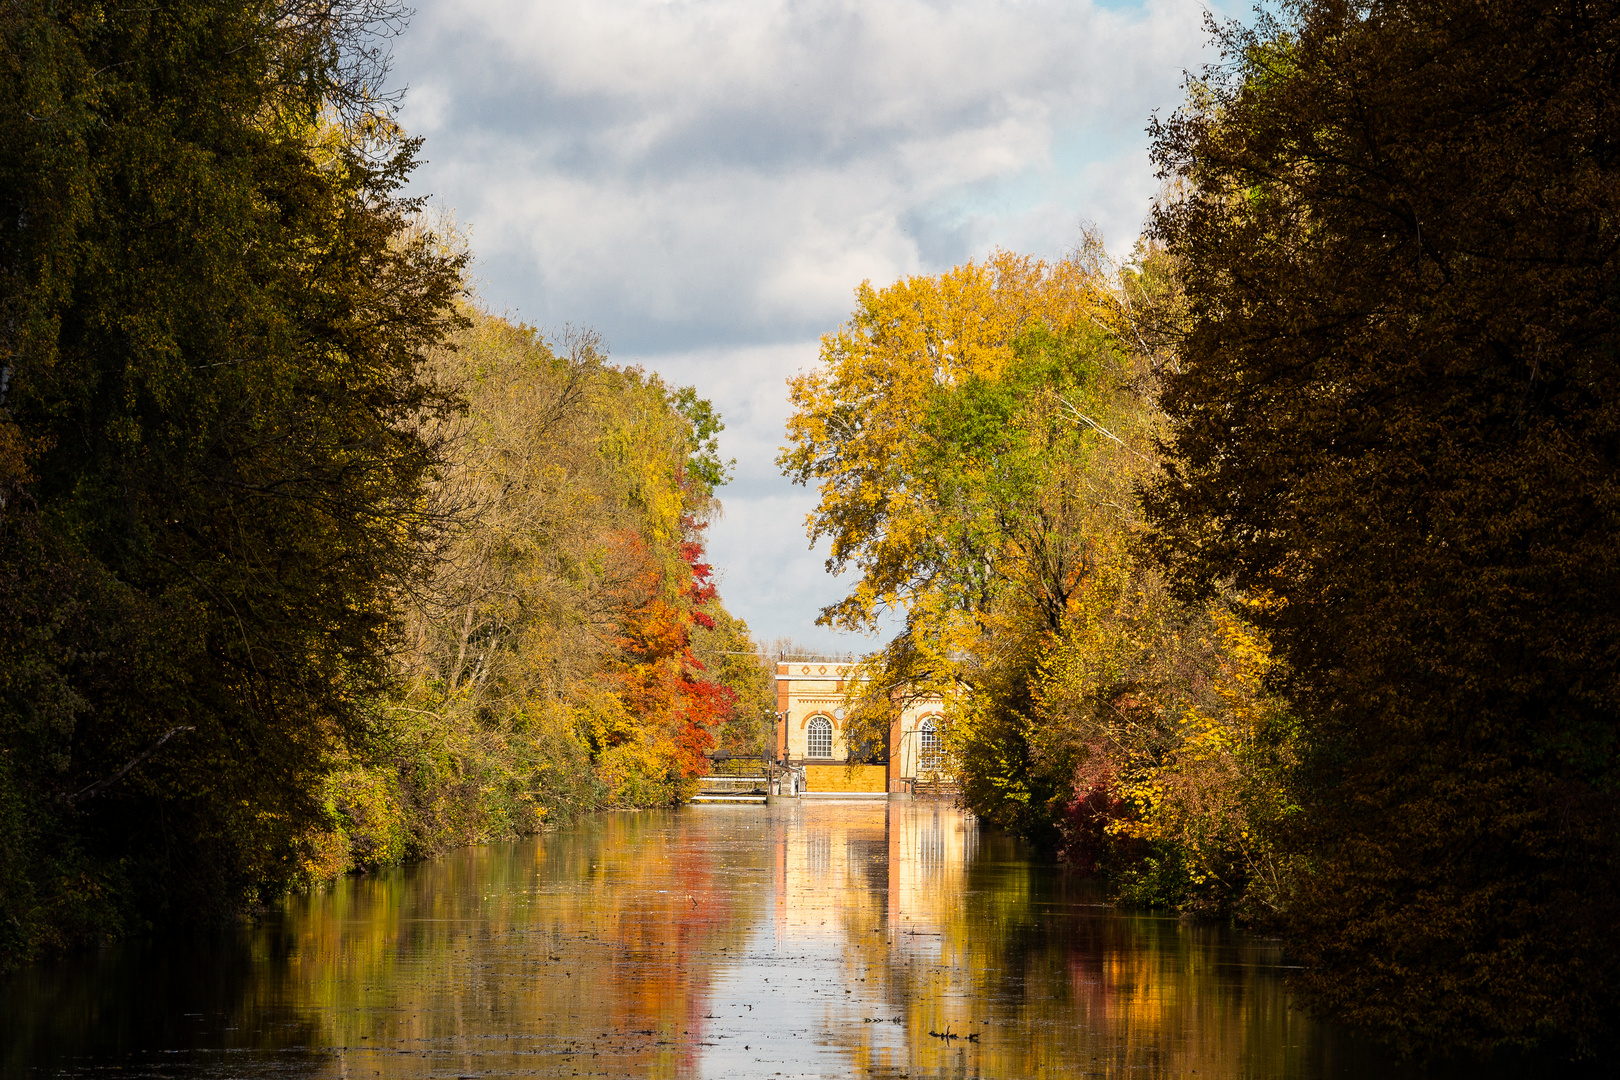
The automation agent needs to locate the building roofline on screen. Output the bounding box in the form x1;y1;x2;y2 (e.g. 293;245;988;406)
770;656;860;664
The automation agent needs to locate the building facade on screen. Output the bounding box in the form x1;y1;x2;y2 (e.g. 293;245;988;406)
774;662;948;794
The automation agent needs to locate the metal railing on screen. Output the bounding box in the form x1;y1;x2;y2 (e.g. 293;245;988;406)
702;754;772;778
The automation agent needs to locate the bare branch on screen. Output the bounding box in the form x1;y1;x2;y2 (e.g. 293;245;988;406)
67;727;197;805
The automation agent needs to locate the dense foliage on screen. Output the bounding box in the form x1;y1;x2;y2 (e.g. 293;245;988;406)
0;0;466;961
295;311;772;882
0;1;767;967
784;0;1620;1056
781;247;1298;921
1144;0;1620;1055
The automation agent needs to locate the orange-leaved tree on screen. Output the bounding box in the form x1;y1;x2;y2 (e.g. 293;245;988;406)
592;513;735;804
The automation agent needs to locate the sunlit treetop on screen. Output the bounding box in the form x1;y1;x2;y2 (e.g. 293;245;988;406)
778;250;1115;631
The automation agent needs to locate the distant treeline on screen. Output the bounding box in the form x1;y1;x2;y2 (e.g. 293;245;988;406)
0;0;769;968
783;0;1620;1061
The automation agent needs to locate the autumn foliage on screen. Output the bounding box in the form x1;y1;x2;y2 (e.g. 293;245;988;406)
1145;0;1620;1054
597;520;734;790
296;312;772;876
0;0;769;964
782;242;1295;923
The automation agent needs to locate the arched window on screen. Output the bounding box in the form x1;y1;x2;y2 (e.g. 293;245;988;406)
807;717;834;759
919;718;942;773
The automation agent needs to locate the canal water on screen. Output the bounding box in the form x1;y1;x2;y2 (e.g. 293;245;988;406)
5;801;1420;1078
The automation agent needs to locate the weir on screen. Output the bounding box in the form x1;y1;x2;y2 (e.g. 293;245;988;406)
689;753;771;804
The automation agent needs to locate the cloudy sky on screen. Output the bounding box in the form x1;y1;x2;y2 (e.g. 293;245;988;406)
390;0;1227;654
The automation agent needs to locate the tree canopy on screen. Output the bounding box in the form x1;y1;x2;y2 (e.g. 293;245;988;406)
0;0;470;957
781;246;1298;919
780;251;1111;632
1147;0;1620;1055
291;312;770;882
0;0;772;967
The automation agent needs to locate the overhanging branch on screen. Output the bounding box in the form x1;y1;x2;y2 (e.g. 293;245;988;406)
67;727;197;805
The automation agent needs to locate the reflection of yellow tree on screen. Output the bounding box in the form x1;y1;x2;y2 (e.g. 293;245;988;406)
9;805;1385;1078
258;812;765;1077
791;806;1340;1079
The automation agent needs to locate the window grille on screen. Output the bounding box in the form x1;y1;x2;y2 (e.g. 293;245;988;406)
919;719;942;774
807;717;834;758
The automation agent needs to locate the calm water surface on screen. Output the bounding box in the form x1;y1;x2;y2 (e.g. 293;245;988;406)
5;802;1420;1079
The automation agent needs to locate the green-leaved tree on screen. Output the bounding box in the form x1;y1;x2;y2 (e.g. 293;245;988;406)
0;0;464;963
1148;0;1620;1055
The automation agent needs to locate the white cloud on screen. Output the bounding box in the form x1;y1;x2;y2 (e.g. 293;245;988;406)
625;340;885;652
390;0;1219;647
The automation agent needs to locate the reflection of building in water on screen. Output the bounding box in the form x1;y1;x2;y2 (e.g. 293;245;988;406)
773;662;949;794
770;803;977;946
763;804;995;1079
917;816;945;875
805;830;831;877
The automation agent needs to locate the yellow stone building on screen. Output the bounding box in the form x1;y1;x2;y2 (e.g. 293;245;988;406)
772;662;949;796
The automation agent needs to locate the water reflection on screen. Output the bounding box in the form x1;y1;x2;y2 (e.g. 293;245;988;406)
4;802;1417;1079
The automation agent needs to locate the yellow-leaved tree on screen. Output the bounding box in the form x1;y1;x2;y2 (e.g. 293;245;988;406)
781;241;1299;920
779;243;1153;793
298;309;772;882
781;249;1113;631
